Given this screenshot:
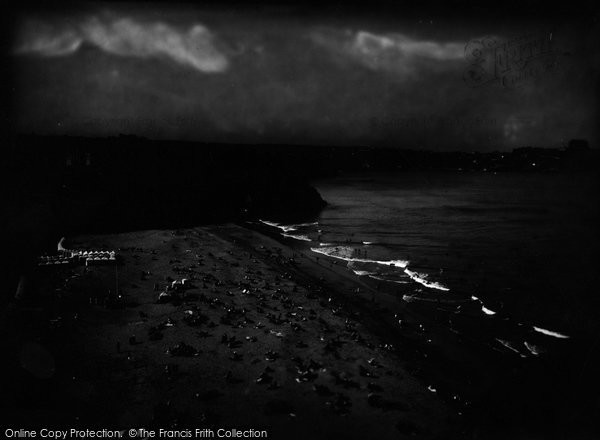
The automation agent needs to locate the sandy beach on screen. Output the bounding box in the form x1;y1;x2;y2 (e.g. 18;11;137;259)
5;2;599;437
1;224;462;439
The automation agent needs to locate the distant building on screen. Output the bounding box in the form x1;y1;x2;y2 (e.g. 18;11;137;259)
567;139;590;153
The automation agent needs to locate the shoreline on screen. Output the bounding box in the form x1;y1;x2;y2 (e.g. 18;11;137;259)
217;222;600;438
1;224;456;439
1;223;597;438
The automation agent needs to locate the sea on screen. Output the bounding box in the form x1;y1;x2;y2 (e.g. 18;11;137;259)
257;171;600;358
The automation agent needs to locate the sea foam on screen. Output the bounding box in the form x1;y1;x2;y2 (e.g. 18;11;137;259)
352;270;375;276
496;338;525;357
481;305;496;315
282;233;312;242
259;219;317;233
404;268;450;291
532;326;570;339
310;246;409;268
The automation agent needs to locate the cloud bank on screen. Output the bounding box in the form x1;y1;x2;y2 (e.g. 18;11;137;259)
14;15;229;73
311;29;464;78
12;8;594;150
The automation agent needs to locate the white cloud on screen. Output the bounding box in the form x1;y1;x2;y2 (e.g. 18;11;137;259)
14;22;83;56
355;31;463;60
312;28;464;77
14;15;229;73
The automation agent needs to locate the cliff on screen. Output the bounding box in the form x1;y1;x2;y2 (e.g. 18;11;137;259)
2;135;327;298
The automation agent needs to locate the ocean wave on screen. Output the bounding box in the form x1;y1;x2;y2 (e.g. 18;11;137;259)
312;245;453;291
532;326;570;339
282;233;312;242
290;221;319;228
471;295;496;316
259;219;284;228
259;220;319;236
402;294;461;304
310;246;409;268
258;220;297;233
496;338;526;357
524;341;545;356
481;305;496;315
404;268;450;291
368;275;410;284
352;270;375;276
259;220;296;232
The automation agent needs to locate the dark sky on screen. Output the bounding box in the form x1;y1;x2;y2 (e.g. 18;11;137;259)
7;1;600;150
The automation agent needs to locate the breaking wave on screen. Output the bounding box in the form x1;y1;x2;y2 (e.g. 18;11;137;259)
352;270;375;276
404;268;450;291
481;305;496;315
524;341;545;356
310;246;409;268
532;326;570;339
259;220;319;235
259;220;298;233
281;233;312;242
496;339;526;357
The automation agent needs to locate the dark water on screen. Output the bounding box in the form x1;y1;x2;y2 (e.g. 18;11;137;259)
260;171;600;357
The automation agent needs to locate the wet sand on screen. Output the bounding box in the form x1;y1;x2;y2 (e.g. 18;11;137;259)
1;224;461;439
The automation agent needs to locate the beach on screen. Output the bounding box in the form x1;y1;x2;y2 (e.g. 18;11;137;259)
5;2;599;436
3;209;598;439
2;224;461;439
